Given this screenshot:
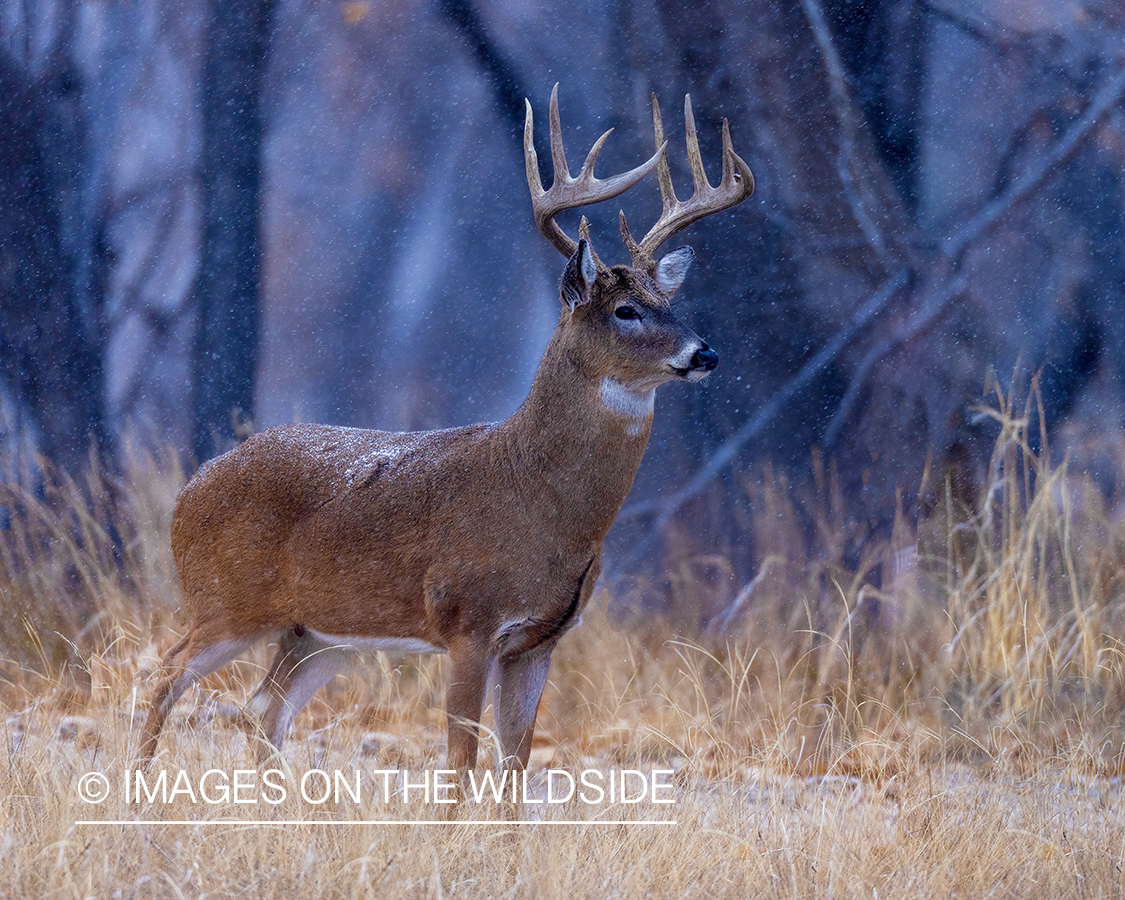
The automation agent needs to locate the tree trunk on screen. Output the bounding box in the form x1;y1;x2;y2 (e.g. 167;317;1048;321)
192;0;276;461
0;49;108;477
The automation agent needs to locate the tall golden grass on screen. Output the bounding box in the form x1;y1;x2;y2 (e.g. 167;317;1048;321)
1;393;1124;898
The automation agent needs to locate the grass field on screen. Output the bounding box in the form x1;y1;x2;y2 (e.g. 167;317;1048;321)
3;394;1125;898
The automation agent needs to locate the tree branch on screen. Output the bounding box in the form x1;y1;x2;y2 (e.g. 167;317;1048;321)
823;265;970;449
436;0;529;147
797;0;892;261
942;61;1125;263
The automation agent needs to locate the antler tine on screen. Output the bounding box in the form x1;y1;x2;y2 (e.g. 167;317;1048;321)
651;94;680;215
548;83;572;183
632;94;755;265
683;95;711;194
525;83;667;264
524;98;546;196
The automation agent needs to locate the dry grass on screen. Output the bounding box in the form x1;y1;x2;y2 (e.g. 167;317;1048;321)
3;394;1125;898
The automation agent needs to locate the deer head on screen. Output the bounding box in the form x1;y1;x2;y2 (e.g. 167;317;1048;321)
521;84;753;432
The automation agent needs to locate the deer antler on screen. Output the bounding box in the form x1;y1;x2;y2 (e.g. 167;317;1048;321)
525;84;666;270
620;94;755;271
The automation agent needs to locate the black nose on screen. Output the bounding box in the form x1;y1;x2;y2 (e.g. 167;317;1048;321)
692;344;718;372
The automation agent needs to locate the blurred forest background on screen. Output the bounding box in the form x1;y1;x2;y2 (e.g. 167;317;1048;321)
3;0;1125;613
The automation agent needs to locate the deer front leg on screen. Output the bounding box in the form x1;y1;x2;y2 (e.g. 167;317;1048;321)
495;647;552;773
444;642;491;776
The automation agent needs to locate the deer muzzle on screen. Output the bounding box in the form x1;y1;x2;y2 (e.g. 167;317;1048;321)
672;341;718;382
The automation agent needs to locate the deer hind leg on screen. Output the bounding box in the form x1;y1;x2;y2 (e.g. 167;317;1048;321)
245;626;306;721
494;648;552;773
139;626;259;763
246;627;348;759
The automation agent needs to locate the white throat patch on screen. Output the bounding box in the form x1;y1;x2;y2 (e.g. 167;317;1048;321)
599;378;655;435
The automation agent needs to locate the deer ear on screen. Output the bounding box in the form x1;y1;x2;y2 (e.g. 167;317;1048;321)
560;239;598;311
656;246;694;295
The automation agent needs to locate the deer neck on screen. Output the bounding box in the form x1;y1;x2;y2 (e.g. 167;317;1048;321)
500;331;655;545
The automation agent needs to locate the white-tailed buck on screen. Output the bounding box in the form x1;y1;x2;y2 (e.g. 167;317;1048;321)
140;85;753;775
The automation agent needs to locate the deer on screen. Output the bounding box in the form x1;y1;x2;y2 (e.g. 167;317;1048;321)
138;85;753;779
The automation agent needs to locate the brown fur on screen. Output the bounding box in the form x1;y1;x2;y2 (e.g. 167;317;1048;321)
139;260;715;774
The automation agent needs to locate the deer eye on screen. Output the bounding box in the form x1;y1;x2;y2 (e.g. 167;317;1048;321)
614;305;640;321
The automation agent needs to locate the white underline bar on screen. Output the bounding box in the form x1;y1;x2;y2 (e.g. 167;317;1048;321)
76;819;678;827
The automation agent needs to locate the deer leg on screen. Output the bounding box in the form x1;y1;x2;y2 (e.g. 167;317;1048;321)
139;626;259;763
245;626;305;721
445;643;491;776
250;628;348;758
494;648;552;772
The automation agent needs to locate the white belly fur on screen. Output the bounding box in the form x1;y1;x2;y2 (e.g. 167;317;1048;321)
306;630;446;655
